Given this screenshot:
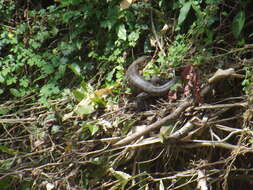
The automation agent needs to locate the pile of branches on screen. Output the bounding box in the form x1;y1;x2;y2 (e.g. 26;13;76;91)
1;57;253;190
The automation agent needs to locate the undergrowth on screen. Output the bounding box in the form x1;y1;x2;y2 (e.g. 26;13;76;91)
0;0;253;189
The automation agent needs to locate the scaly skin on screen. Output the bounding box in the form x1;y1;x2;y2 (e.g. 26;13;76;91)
126;56;179;96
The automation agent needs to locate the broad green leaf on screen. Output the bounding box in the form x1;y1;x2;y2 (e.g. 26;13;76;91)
106;68;115;81
178;1;191;26
75;98;95;115
117;24;127;41
232;11;245;38
128;30;140;46
68;63;81;76
75;102;95;115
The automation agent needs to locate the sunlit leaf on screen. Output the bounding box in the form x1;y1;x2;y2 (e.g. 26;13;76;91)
75;101;95;115
128;30;140;46
117;24;127;41
80;81;93;93
83;123;99;136
72;89;85;101
91;96;107;107
74;93;96;115
68;63;81;76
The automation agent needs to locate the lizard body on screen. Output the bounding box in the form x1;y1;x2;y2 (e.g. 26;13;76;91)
126;56;178;96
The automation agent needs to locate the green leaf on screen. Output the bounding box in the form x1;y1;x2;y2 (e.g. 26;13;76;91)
19;77;29;88
6;76;17;85
128;30;140;46
232;11;245;38
9;88;20;97
0;145;19;155
41;62;55;74
29;39;41;49
106;68;115;81
69;63;81;76
0;176;12;190
0;74;5;83
40;83;60;98
80;81;93;93
178;1;192;26
117;24;127;41
0;107;9;115
75;100;95;115
91;96;106;108
108;168;131;188
51;125;61;134
0;159;15;170
83;123;99;136
72;89;85;102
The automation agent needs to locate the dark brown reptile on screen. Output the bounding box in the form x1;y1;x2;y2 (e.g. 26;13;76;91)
126;56;179;96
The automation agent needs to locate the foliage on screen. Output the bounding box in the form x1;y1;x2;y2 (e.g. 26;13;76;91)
1;0;253;189
242;65;253;95
0;0;250;103
0;0;150;104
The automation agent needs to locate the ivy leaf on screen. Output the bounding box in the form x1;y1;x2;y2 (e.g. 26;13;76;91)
117;24;127;41
232;11;245;38
178;1;192;26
